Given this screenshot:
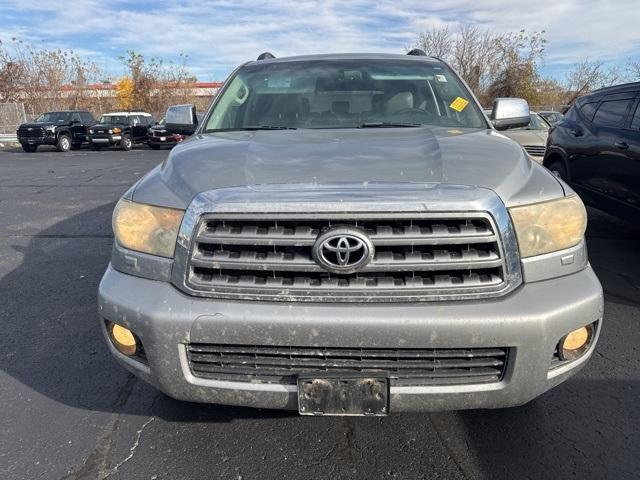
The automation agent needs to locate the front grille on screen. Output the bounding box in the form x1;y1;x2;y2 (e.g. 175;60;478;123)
184;213;510;302
187;344;508;386
523;145;546;157
18;126;45;138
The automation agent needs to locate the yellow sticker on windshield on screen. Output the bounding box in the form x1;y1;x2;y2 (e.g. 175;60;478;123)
450;97;469;112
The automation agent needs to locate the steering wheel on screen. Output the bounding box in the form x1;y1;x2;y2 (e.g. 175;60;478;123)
390;108;435;121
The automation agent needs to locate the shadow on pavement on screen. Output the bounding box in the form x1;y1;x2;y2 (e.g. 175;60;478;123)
0;201;639;477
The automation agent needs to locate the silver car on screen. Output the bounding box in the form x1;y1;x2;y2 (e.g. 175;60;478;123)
486;110;550;162
99;53;603;415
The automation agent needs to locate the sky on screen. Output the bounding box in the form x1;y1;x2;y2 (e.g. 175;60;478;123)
1;0;639;82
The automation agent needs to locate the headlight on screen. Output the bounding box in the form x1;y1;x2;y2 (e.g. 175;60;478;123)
45;125;56;132
108;129;113;134
112;127;122;134
89;129;94;134
112;199;184;258
509;195;587;258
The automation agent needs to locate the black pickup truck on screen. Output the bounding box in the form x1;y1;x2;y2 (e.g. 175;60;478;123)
17;110;96;152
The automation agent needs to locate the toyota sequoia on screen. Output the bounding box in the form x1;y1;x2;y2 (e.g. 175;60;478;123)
98;52;604;415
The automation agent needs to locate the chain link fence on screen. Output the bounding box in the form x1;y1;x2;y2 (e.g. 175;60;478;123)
530;105;570;113
0;103;27;142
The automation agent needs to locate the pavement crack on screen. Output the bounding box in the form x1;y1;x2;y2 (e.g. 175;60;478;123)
102;417;156;478
427;414;472;480
59;374;138;480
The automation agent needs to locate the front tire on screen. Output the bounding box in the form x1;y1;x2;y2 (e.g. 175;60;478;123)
21;144;37;152
56;134;71;152
121;134;132;151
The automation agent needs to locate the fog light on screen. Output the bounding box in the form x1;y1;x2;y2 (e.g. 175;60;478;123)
108;322;137;356
559;324;594;361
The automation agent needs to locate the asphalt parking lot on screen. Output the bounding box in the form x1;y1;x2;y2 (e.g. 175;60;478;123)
1;146;639;480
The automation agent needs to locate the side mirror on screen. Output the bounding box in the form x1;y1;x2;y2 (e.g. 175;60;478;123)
165;104;197;136
491;98;530;130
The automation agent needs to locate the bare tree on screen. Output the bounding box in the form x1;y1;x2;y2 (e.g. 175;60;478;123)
563;59;623;105
411;25;546;105
625;61;640;82
413;25;453;59
119;50;197;116
0;38;102;115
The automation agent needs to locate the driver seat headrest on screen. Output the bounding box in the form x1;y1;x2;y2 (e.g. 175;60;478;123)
384;92;414;114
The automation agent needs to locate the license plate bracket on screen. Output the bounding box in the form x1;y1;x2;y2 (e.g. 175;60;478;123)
298;377;389;416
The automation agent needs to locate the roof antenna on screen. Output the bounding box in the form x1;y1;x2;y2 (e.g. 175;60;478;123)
257;52;276;61
406;49;427;56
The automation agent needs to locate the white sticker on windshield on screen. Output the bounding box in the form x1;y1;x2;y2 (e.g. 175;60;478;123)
435;74;447;83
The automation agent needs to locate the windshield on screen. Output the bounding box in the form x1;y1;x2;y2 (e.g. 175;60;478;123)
99;115;130;125
35;112;71;123
204;59;487;131
517;113;550;130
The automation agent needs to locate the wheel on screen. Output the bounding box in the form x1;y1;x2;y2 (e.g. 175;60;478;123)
21;144;37;152
547;160;568;180
149;144;160;150
90;144;102;151
121;134;133;151
71;142;82;150
56;134;71;152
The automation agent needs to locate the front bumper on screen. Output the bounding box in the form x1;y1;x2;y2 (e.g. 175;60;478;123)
89;134;122;146
98;264;603;412
18;134;56;146
147;135;178;147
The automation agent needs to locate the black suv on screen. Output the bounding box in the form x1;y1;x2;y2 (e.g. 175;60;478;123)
545;82;640;222
17;110;95;152
88;112;154;151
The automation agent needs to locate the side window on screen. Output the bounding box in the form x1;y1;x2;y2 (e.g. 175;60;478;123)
592;99;632;127
630;102;640;130
130;115;139;126
579;102;599;122
81;112;94;124
71;112;81;122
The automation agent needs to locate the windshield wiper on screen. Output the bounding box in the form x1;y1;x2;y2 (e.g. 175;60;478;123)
359;122;422;128
207;126;297;132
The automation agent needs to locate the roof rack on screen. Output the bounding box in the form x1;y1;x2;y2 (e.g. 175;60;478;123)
257;52;276;61
407;49;427;56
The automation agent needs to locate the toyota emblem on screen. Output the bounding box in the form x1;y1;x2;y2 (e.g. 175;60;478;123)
312;227;374;274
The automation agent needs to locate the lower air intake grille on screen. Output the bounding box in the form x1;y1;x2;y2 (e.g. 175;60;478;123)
187;344;509;386
523;145;546;157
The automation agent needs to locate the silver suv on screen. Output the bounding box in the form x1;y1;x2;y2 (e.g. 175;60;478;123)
98;52;603;415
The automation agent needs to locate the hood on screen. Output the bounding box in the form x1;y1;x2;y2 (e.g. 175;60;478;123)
149;124;169;134
91;123;127;131
499;129;548;146
19;122;60;128
132;127;563;209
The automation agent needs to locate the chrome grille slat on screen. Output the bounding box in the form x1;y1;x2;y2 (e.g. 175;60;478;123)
189;270;504;290
196;222;496;247
523;145;546;156
191;248;503;272
187;344;509;386
184;213;510;302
